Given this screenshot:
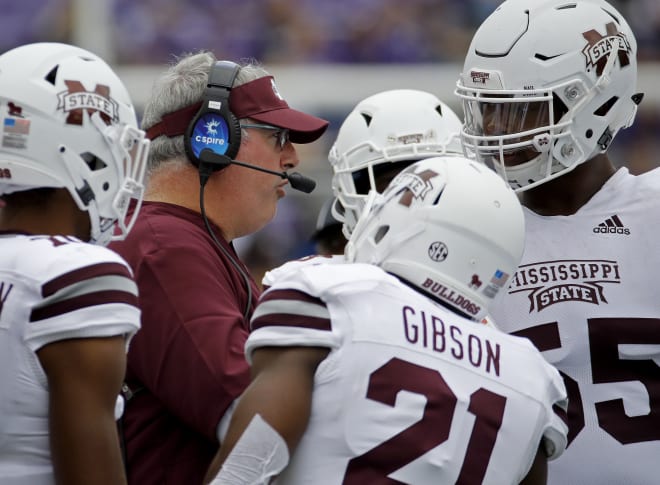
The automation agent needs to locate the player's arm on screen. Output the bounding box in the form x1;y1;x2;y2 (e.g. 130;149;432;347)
519;443;547;485
37;335;129;485
203;345;330;484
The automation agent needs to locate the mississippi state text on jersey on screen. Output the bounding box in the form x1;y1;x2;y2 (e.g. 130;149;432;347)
490;168;660;485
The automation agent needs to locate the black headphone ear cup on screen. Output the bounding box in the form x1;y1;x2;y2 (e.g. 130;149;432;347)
185;60;242;173
224;111;242;160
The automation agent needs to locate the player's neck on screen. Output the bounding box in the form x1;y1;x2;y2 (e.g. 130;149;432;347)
0;190;88;239
520;154;617;216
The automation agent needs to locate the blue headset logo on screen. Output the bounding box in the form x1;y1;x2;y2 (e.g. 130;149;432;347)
190;113;230;157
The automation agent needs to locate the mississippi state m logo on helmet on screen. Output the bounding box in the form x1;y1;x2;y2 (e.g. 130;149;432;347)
384;165;439;208
582;22;632;75
57;80;119;126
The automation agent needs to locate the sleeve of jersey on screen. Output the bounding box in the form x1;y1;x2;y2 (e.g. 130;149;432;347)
245;284;339;365
25;245;140;352
541;363;569;461
261;254;341;290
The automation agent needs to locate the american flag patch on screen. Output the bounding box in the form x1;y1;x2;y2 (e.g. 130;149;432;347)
4;118;30;135
490;269;509;286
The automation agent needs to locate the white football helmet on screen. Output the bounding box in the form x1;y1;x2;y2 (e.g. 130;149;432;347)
328;89;464;239
0;42;149;245
455;0;641;191
346;156;524;322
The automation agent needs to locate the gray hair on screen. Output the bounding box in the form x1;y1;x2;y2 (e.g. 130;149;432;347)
143;52;270;173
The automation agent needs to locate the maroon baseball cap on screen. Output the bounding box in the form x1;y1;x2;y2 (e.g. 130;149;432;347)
146;76;328;144
230;76;328;143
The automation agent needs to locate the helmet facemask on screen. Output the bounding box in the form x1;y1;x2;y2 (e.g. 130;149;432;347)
57;112;149;246
328;89;464;239
455;0;640;192
0;43;149;246
459;85;577;191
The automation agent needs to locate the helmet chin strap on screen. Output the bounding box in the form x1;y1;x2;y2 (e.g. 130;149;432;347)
344;190;381;262
88;203;110;246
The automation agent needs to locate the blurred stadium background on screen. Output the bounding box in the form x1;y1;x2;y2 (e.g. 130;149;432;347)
6;0;660;279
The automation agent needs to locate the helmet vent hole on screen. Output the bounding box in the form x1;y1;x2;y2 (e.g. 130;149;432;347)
594;96;618;117
601;8;620;24
556;3;577;11
360;113;373;126
45;66;59;85
535;53;563;61
103;182;110;191
434;104;443;116
373;225;389;243
586;129;593;139
81;152;108;171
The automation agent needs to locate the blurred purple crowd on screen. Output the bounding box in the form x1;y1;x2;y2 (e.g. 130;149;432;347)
2;0;659;281
4;0;660;64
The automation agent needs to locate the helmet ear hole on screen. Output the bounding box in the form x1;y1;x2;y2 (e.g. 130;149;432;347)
373;225;389;244
552;94;568;120
80;152;108;171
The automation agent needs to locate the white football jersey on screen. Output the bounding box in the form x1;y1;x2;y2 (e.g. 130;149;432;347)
247;262;568;484
0;234;140;484
263;254;499;328
490;168;660;485
261;253;344;289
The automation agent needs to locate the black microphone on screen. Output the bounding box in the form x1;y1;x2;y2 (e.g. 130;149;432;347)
285;172;317;194
199;149;316;193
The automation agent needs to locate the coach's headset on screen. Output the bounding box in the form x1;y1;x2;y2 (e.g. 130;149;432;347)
184;60;242;176
182;61;259;320
184;60;316;194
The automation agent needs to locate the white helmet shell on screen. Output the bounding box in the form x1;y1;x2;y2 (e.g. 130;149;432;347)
346;156;525;321
0;42;149;245
455;0;639;191
328;89;464;239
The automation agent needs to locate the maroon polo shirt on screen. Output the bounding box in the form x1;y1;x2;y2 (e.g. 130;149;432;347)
109;202;259;485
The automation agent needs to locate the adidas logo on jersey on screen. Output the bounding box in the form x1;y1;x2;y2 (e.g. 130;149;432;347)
593;215;630;235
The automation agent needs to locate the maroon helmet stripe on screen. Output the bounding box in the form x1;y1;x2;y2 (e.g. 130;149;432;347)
42;262;133;297
30;290;138;322
251;312;331;332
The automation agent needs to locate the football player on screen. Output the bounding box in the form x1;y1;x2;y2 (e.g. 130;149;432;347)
0;43;148;484
262;88;465;288
205;156;568;484
455;0;660;483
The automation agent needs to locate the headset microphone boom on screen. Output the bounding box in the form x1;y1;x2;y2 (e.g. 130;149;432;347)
199;148;316;193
